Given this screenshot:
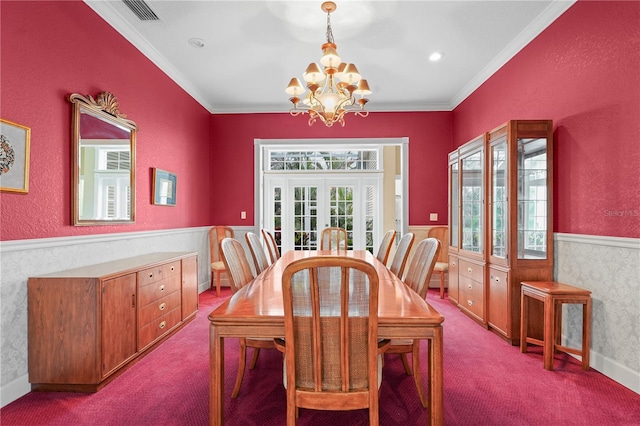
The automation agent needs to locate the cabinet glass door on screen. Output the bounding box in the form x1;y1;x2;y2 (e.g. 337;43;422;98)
517;138;548;259
491;140;508;259
449;157;459;249
461;150;483;253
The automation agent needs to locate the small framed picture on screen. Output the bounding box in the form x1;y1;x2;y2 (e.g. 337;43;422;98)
1;118;31;193
152;167;177;206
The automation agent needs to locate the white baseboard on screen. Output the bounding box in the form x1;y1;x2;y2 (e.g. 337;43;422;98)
1;374;30;408
564;337;640;395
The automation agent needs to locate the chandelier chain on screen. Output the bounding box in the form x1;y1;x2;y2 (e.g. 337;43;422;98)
325;11;334;44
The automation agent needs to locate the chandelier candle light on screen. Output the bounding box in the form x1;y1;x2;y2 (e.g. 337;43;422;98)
286;1;371;127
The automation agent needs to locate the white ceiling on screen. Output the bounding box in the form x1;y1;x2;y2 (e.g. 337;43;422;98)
86;0;575;114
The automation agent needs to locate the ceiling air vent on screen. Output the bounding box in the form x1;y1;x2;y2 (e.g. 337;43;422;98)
122;0;159;21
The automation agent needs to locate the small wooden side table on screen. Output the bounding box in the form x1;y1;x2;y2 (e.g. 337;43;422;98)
520;281;591;371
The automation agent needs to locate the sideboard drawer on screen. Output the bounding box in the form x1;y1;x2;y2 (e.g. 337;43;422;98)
138;275;181;307
138;307;182;350
138;260;181;288
138;290;181;326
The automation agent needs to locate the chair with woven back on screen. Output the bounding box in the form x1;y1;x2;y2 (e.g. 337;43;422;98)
245;231;270;276
276;255;390;425
427;226;449;298
388;232;415;279
220;237;276;398
261;229;280;264
385;237;441;408
375;230;396;266
209;226;234;297
319;226;348;250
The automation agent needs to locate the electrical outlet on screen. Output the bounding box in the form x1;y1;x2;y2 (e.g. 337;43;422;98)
429;213;438;221
241;211;246;220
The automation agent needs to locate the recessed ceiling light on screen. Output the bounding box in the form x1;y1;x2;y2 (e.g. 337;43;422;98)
429;52;444;62
188;38;206;48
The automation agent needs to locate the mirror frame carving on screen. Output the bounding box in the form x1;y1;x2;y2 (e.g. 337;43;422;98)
69;92;137;226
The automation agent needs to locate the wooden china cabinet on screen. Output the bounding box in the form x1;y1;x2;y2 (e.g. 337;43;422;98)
448;134;488;327
486;120;553;344
448;120;554;343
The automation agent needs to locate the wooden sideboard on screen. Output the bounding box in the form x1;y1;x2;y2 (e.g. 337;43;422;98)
28;252;198;392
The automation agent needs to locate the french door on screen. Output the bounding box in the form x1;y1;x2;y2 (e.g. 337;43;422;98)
264;175;381;253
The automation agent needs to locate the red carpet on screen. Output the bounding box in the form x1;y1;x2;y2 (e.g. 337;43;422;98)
2;288;639;425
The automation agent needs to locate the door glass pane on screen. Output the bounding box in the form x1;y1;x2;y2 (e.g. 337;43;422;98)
461;151;483;253
492;141;507;258
329;186;354;250
293;186;318;250
273;187;282;254
517;138;547;259
365;185;374;254
450;162;459;248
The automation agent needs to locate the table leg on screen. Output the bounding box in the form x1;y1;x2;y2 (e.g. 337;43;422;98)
543;295;554;370
554;301;562;360
582;298;591;370
429;326;444;426
520;290;528;353
210;324;225;426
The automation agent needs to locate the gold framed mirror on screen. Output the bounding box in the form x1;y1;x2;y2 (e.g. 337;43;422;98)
69;92;137;225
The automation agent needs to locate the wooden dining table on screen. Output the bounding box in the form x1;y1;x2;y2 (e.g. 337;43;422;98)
208;249;445;425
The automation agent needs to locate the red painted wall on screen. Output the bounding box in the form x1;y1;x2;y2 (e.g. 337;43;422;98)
1;1;212;241
453;0;640;238
210;112;452;226
3;1;636;241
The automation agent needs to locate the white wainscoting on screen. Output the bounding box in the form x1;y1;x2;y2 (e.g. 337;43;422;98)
0;225;255;407
1;230;637;406
555;233;640;394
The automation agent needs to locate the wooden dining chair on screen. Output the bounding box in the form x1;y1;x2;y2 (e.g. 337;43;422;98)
427;226;449;298
388;232;415;279
276;255;390;425
245;231;270;275
209;226;234;297
375;230;396;266
220;237;276;398
319;227;348;250
261;229;280;264
385;237;441;408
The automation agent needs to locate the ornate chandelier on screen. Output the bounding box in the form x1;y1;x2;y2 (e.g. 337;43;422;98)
286;1;371;127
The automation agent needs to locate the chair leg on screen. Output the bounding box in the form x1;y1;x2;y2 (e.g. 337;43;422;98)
210;270;214;291
439;271;445;299
249;348;260;369
232;338;247;398
412;341;428;408
400;353;412;376
286;394;296;425
216;270;221;297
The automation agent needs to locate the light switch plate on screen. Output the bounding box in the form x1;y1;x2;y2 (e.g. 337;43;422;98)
241;211;246;219
429;213;438;221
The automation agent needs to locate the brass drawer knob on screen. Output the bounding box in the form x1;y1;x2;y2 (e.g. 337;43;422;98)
159;320;166;329
468;284;472;290
148;273;153;279
467;300;473;306
467;267;472;273
159;302;166;311
159;284;165;292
